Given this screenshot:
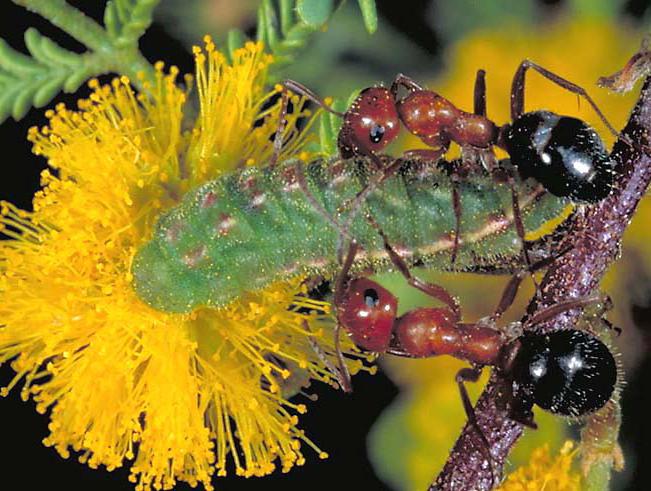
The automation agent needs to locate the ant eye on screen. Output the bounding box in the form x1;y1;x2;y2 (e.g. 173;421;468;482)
364;288;380;307
339;278;397;352
369;124;385;144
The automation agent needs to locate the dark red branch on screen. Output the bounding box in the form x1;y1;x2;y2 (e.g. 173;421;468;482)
432;75;651;490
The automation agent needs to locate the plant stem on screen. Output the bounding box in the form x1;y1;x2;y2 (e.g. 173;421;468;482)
431;74;651;489
12;0;110;51
106;48;156;89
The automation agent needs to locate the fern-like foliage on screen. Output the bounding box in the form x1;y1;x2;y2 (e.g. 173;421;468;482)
0;29;89;120
228;0;378;75
104;0;158;48
0;0;158;122
0;0;377;122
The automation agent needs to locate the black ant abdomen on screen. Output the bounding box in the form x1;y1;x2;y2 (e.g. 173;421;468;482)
502;111;616;202
506;329;618;418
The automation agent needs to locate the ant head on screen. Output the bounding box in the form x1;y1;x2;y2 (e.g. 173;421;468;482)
509;330;617;417
338;87;401;158
339;277;398;352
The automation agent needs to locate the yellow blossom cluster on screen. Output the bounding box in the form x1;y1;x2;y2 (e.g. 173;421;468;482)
497;441;581;491
0;39;362;490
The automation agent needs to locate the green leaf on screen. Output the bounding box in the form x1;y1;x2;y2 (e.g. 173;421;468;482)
250;0;378;77
260;0;281;52
0;30;94;122
2;0;158;121
296;0;335;27
568;0;623;19
356;0;378;34
227;29;247;60
104;0;160;47
317;94;349;155
279;0;295;35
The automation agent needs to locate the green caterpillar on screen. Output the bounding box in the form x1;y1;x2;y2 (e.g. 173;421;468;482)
132;158;568;313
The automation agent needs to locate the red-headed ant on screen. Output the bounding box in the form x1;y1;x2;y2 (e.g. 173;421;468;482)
323;218;618;484
272;62;622;269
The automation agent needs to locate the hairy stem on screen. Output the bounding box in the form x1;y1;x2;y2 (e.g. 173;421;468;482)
431;74;651;489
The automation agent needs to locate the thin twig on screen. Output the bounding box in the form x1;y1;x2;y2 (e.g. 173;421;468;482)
432;64;651;489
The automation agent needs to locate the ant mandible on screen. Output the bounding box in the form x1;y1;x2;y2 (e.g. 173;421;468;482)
324;216;618;482
272;61;620;268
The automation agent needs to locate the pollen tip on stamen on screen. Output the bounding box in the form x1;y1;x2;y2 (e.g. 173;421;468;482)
0;33;369;488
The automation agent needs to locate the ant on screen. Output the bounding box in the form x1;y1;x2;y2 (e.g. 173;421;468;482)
272;61;621;269
324;218;618;483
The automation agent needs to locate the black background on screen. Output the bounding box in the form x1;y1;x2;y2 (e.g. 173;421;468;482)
2;1;651;490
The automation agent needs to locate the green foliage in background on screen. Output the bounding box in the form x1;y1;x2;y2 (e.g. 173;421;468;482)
230;0;377;75
0;0;157;122
0;0;377;121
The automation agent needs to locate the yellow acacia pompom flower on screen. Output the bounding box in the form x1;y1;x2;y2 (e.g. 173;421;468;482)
0;39;363;490
496;441;581;491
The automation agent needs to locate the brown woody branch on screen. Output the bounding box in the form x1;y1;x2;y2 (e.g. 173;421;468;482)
431;66;651;489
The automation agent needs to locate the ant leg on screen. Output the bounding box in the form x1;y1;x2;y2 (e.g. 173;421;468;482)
390;73;425;98
510;60;619;139
270;86;291;168
342;146;447;222
338;152;398;216
474;69;487;117
507;403;538;429
303;319;351;392
508;176;539;293
456;366;496;487
330;239;361;393
270;80;346;167
338;157;407;250
366;214;462;321
470;69;500;172
573;293;622;337
402;149;447;161
283;80;347;118
523;294;606;328
333;239;359;309
601;318;623;337
489;246;572;322
293;162;355;244
391;149;452;261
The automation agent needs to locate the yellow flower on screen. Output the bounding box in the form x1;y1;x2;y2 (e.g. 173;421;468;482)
497;441;581;491
0;39;362;490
